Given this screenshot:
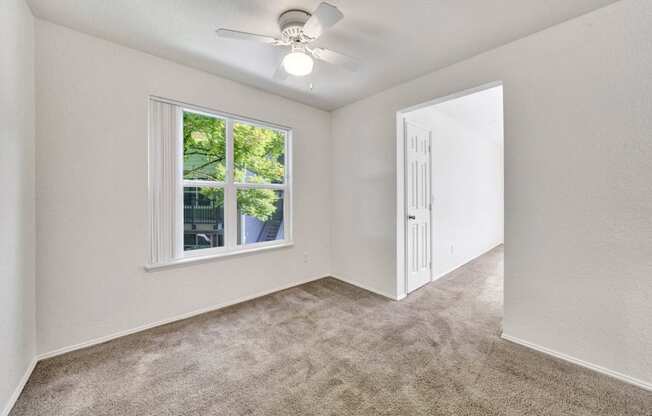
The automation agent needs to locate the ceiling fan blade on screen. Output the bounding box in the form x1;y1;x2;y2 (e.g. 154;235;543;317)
216;28;278;44
312;48;359;72
302;2;343;39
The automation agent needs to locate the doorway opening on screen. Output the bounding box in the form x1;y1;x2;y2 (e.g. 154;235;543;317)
396;82;504;298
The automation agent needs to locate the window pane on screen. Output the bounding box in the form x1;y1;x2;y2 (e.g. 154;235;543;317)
183;112;226;181
233;122;285;184
237;189;284;245
184;187;224;251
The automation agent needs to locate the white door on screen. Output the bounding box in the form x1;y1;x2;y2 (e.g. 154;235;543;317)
405;120;432;293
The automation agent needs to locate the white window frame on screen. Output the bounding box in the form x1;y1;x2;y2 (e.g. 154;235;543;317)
147;97;293;270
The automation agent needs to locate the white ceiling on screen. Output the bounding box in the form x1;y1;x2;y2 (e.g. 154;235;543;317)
407;86;503;143
26;0;617;111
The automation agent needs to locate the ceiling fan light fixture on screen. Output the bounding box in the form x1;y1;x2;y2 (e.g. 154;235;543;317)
217;2;356;80
282;49;314;76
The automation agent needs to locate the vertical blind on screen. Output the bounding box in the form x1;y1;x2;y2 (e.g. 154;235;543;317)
147;99;182;266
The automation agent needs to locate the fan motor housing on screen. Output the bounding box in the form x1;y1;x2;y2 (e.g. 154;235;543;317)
278;9;311;41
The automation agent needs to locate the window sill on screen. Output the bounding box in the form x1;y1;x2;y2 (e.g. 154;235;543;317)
145;241;294;271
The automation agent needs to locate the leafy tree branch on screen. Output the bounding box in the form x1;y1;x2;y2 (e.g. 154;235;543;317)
183;112;285;221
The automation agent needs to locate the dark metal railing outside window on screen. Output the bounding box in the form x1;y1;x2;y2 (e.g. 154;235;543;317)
184;205;223;224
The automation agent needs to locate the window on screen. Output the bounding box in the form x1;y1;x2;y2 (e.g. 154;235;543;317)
147;98;292;268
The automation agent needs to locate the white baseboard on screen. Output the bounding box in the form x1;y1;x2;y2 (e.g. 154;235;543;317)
501;333;652;392
38;274;327;360
432;263;464;282
330;274;399;300
1;357;37;416
432;242;503;282
5;275;329;415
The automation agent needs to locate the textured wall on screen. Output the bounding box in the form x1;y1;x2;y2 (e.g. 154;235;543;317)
331;0;652;385
35;20;332;354
0;0;36;413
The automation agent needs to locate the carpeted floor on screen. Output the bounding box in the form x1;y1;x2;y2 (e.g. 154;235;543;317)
11;246;652;415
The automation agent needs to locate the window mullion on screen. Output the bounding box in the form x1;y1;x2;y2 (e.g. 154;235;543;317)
225;118;237;249
182;179;225;188
233;182;286;190
174;105;184;259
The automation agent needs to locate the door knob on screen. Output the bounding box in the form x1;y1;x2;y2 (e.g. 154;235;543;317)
408;215;416;220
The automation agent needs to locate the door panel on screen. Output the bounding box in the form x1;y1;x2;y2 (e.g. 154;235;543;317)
405;120;431;293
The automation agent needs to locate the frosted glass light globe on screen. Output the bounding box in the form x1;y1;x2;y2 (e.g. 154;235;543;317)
282;51;314;76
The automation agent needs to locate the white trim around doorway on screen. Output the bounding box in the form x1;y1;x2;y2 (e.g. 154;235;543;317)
395;80;504;299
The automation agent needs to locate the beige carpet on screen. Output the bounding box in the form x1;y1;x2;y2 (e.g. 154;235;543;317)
11;247;652;415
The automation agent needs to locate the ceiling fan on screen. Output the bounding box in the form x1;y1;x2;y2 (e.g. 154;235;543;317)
216;2;358;80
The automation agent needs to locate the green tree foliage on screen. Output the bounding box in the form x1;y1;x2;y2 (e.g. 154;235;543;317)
236;189;280;222
183;112;285;221
183;112;227;181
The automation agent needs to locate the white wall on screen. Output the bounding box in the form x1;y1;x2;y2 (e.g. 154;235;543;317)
331;0;652;386
405;86;504;279
35;20;332;355
0;0;37;413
